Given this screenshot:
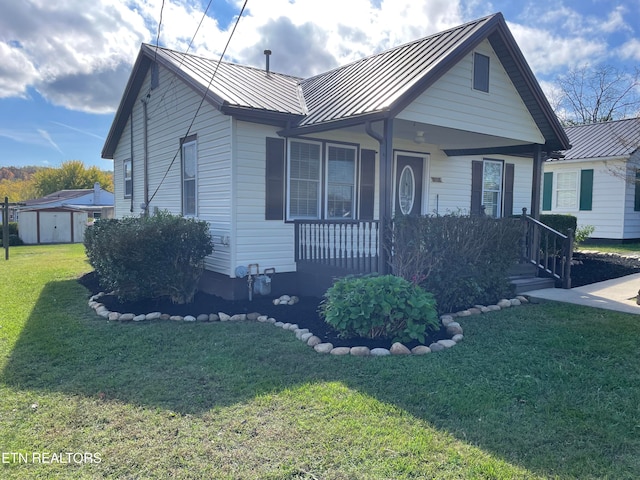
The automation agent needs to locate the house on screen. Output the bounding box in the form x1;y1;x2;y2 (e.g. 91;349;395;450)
18;183;114;244
543;118;640;242
102;12;570;299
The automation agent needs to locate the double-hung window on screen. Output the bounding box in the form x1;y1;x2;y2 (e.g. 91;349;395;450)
326;145;356;219
181;136;197;216
289;141;321;218
287;140;357;220
482;160;502;217
124;159;132;198
556;171;578;209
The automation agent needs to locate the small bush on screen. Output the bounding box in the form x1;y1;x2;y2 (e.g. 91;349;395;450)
390;214;521;313
540;214;577;236
84;211;213;304
575;225;595;247
0;222;22;245
319;274;439;344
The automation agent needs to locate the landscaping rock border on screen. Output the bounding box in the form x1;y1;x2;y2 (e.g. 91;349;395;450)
88;292;530;357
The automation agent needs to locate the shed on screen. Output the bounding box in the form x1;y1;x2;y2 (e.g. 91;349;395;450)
18;206;88;244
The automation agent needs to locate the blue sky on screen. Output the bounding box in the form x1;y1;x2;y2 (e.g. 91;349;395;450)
0;0;638;171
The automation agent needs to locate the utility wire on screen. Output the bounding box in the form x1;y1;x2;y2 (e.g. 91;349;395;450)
147;0;249;205
152;0;165;63
150;0;215;116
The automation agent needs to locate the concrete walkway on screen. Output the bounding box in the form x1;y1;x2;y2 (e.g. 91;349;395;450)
526;273;640;315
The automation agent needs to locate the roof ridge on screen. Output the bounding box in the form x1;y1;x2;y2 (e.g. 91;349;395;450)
301;12;501;84
142;43;304;81
564;117;640;129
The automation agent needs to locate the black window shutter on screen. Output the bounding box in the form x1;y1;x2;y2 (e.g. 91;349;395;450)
265;137;285;220
503;163;514;217
359;149;376;220
542;172;553;211
471;160;483;215
579;169;593;211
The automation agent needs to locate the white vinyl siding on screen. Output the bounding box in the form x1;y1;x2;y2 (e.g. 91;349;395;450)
543;159;634;240
234;121;295;274
112;61;232;274
396;39;544;145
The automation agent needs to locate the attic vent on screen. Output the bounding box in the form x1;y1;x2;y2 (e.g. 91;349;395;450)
264;49;272;74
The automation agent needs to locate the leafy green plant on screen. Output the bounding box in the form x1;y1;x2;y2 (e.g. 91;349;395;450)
0;222;22;245
390;214;520;313
84;211;213;303
575;224;595;247
319;274;439;343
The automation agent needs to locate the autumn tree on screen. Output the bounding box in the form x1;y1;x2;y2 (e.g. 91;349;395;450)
554;64;640;126
32;160;114;197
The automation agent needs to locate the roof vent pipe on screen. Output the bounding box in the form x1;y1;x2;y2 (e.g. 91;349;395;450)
264;49;271;74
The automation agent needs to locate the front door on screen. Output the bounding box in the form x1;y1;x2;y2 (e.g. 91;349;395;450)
394;154;424;216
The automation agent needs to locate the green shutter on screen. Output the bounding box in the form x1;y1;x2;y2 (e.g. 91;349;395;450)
542;172;553;211
635;170;640;212
579;169;593;211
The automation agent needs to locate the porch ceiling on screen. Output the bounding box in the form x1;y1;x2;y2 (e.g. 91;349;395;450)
339;119;532;152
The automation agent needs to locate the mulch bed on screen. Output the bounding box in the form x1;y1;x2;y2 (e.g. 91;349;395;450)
569;252;640;287
78;271;448;350
78;251;640;349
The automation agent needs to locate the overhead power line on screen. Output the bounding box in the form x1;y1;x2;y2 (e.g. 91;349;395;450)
147;0;249;205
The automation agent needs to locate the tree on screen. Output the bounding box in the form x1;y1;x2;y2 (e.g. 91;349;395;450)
554;64;640;126
32;160;114;197
0;178;37;203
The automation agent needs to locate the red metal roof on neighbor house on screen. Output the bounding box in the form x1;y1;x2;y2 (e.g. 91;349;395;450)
560;118;640;160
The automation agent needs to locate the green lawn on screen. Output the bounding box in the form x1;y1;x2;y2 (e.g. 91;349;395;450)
1;244;639;479
580;242;640;255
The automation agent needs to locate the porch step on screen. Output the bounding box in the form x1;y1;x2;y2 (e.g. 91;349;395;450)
510;276;556;294
508;262;538;278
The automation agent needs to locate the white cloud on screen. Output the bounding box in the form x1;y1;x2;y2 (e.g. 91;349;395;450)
0;0;636;115
619;38;640;62
37;129;64;155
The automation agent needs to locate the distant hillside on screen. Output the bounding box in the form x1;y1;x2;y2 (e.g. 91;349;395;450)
0;166;45;181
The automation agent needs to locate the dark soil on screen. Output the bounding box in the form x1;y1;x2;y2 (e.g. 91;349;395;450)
77;272;448;350
78;251;640;349
569;252;640;287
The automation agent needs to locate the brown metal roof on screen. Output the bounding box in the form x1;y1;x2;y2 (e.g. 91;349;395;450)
297;15;493;127
103;12;570;158
560;118;640;160
148;44;305;115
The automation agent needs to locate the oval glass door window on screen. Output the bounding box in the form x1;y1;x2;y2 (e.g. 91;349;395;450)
399;165;415;214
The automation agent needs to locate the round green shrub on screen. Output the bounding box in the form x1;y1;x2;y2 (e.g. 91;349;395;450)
319;274;439;344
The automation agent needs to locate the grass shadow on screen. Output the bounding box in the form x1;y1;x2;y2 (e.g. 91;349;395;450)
3;278;639;478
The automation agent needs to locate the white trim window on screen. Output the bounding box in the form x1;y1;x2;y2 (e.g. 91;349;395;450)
288;140;321;219
482;159;502;217
326;144;356;219
181;137;197;216
124;159;132;198
556;171;578;209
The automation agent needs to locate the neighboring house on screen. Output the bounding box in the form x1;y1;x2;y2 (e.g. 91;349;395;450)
543;118;640;242
18;183;114;244
102;12;569;299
